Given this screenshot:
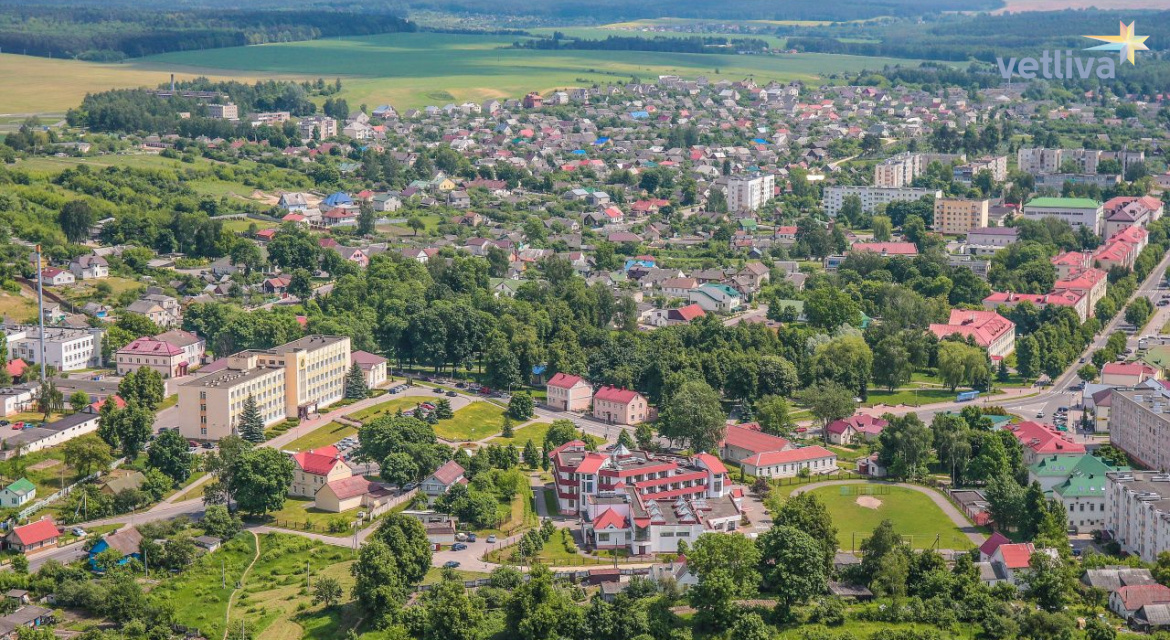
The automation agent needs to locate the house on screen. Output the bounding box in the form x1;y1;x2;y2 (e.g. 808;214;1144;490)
447;190;470;209
987;542;1055;586
826;414;889;445
0;383;38;417
653;304;706;326
688;283;742;314
0;478;34;508
1007;421;1085;464
546;373;593;412
1102;362;1161;386
351;351;388;388
1111;584;1170;623
88;526;143;569
98;469;145;495
592;386;649;425
719;423;791;463
740;446;838;479
421;460;466;504
850;242;918;257
40;267;74;286
115;337;188;378
69;255;108;280
314;475;394;513
153;329;205;368
290;446;351;498
278;193;309;212
125;294;181;327
403;510;458;545
5;518;59;555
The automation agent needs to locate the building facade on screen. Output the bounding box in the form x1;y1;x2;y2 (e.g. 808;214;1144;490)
1109;388;1170;471
115;338;188;378
933;198;989;235
591;386;649;425
546;373;593;412
725;173;775;212
1022;197;1104;236
3;325;103;372
823;186;942;217
1105;471;1170;562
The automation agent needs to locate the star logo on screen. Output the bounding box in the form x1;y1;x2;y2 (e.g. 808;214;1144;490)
1084;21;1150;65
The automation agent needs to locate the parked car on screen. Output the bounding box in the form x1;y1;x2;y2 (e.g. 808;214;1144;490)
202;442;215;449
71;527;86;537
446;390;458;397
451;543;468;551
10;422;22;430
486;535;497;543
467;533;477;542
443;561;461;568
455;532;468;542
0;420;8;426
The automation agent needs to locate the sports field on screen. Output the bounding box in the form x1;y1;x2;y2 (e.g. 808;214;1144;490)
2;32;920;114
804;484;976;551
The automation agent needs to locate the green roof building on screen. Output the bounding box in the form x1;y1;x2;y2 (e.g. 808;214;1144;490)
1027;454;1128;534
0;477;35;508
1023;197;1104;236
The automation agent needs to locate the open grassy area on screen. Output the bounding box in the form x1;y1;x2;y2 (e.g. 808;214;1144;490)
864;388;977;407
489;421;552;448
0;288;37;323
262;496;364;536
344;397;424;423
485;528;636;566
804;484;975;551
433;401;508;442
283;422;355;453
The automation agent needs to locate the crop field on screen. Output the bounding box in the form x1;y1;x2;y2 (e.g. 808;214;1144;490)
2;32;919;115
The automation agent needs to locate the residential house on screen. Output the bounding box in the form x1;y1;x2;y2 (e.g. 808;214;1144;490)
88;527;143;569
315;476;394;513
5;518;58;555
40;267;74;286
420;460;466;504
69;255;108;280
0;479;34;508
351;350;388;388
1102;362;1161;387
115;337;188;378
826;414;889;445
546;373;593;412
928;310;1016;359
688;283;742;314
592;386;649;425
290;446;351;498
719;423;792;464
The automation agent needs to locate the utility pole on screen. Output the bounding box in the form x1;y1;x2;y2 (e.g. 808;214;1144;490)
306;560;310;590
35;245;46;383
221;558;226;588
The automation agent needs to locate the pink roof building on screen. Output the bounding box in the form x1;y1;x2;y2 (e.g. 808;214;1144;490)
826;414;889;445
851;241;918;257
928;309;1016;359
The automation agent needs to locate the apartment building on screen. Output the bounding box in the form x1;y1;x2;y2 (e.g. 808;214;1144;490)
933;198;989;235
724;173;775;212
953;156;1008;183
177;335;351;440
115;338;188;378
1022;197;1104;236
3;325;103;372
592;386;649;425
873;152;965;187
297;116;338;140
822;186;941;216
928;309;1016;359
1105;471;1170;562
1109;387;1170;472
545;373;593;412
207;103;239;120
1018;148;1101;175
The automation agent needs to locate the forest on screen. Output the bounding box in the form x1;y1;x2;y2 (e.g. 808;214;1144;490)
515;34;771;54
0;5;414;60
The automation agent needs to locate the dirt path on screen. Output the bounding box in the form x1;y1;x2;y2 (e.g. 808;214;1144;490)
790;479;986;546
222;531;262;640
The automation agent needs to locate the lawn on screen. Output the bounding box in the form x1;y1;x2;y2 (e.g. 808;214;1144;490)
804;484;975;551
432;401;507;442
0;288;37;323
864;388;969;407
489;421;552;448
283;422;356;453
344;397;425;423
484;528;634;566
262;496;364;536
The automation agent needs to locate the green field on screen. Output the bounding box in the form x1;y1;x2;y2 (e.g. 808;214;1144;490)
283;421;356;453
489;421;552;448
804;484;975;551
433;401;508;442
344;397;425;423
117;32;918;112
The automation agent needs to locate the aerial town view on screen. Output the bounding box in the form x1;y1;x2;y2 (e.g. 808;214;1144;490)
3;0;1170;638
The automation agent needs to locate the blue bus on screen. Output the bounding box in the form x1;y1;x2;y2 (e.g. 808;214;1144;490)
956;391;980;402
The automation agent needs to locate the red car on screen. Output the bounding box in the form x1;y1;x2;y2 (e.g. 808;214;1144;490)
11;422;23;430
479;387;492;395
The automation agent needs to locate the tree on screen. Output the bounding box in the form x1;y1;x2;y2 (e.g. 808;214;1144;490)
59;199;95;243
433;398;454;420
859;519;906;584
368;512;432;585
62;434;113;477
357;201;376;235
508;392;535;420
617;428;635;450
772;492;838;572
544;419;578;450
202;504;242;539
838;194;863;226
380;452;420;487
237;394;265;443
810;334;872;397
635;423;654;450
877;413;932;480
755;395;794;437
936;341;988;392
36;379;64;417
932;413;971;485
110;401;154;459
345;362;369;400
504;564;578;640
419;571;485;640
729;612;772;640
69;390;91;413
148;429;191;483
229;447;295;516
656;380;725;453
351;539;409;627
407;216;426;236
798;381;856;443
687;532;760;591
230;241;264;275
118;368;165;411
872;215;892;242
804;287;861;330
1022;550;1072;612
757;525;826;619
288;268;313;301
1126;296;1154;329
522;439;540;468
313;576;343;609
872;337;913;392
203;435;250;507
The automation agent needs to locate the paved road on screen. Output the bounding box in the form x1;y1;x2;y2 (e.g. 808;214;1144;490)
790;479;985;547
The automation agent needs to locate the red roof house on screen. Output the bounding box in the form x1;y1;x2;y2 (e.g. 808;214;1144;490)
826;414;889;445
290;446;350;498
6;518;59;554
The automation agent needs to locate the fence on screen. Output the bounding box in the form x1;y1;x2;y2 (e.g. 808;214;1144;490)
268;488;418;534
17;456;127;520
413;566;654;592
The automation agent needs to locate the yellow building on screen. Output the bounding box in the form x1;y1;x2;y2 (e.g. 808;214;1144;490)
177;335;351;441
933;198;989;235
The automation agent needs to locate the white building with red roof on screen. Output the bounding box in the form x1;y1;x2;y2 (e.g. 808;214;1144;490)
1053;267;1108;310
720;423;792;462
5;518;59;555
546;373;593;412
1102;362;1162;387
351;350;388;388
289;446;351;498
826;414;889;445
115;337;188;379
1110;584;1170;621
592;386;649;425
421;460;466;504
740;446;838;479
1007;421;1086;465
984;289;1089;322
928;309;1016;359
987;541;1050;586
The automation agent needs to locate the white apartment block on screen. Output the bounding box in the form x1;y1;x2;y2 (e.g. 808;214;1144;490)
1022;197;1104;236
3;325;103;372
1105;471;1170;563
823;186;942;217
724;173;775;212
933;198;989;235
953;156;1008;183
1109;387;1170;472
1017;148;1101;175
298;116;338;140
873;152;966;187
207;103;239;120
177;335;351;441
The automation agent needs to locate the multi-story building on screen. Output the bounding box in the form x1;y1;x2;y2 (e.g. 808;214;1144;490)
592;386;649;425
822;186;941;216
115;338;188;378
1018;148;1101;175
207;103;239;120
153;329;206;368
933;198;989;235
1109;387;1170;471
966;226;1018;250
297;116;338;140
1103;195;1164;238
724;173;775;212
1022;197;1104;236
1029;454;1128;533
1105;471;1170;562
551;442;740;553
984;289;1089;322
928;309;1016;359
177;335;351;440
545;373;593;412
3;325;103;372
873;153;919;188
952;156;1008;183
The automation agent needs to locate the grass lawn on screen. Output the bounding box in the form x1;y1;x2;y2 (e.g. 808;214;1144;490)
804;484;975;551
165;470;207;501
1162;319;1170;335
489;421;552;448
422;566;490;584
864;388;967;407
344;397;425;423
484;528;634;566
283;422;356;453
261;497;364;536
827;444;871;461
0;288;37;323
173;477;209;503
432;401;507;442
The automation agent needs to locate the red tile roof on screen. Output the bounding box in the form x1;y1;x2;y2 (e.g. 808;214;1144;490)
1009;421;1085;456
851;241;918;256
721;423;790;455
928;310;1014;349
1116;584;1170;610
743;446;836;467
593;508;627;530
291;447;343;476
996;542;1035;569
672;304;706;322
547;372;586;389
574;453;607;474
325;475;375;500
429;460;465;486
5;359;27;378
594;386;641;404
119;338;182;357
826;414;889;436
979;531;1010;557
1102;362;1158;378
11;518;58;546
694;453;728;475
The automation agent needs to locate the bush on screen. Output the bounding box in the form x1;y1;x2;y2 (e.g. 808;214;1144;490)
327;518;350;533
809;597;846;627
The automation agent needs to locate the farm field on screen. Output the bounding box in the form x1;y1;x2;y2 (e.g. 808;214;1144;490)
34;32;919;114
804;484;976;551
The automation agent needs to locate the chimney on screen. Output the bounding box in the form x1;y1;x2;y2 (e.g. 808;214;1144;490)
170;74;175;92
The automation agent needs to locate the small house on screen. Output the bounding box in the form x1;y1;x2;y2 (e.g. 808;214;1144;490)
88;526;143;569
420;460;466;504
0;478;35;508
5;518;59;555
